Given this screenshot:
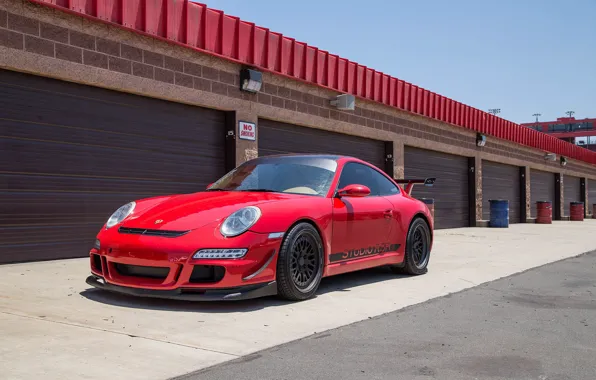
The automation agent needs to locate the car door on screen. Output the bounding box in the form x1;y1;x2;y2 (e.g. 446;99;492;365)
372;167;407;243
330;162;395;264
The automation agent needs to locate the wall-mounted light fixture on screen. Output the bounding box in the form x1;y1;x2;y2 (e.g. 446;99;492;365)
560;156;567;166
240;68;262;93
330;94;355;111
544;152;557;161
476;133;486;147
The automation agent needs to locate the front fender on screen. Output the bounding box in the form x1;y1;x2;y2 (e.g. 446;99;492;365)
249;197;332;233
248;197;333;256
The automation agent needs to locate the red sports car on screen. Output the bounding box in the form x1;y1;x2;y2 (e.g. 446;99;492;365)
86;154;435;302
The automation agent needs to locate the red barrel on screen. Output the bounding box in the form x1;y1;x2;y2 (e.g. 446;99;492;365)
536;201;552;224
570;202;584;221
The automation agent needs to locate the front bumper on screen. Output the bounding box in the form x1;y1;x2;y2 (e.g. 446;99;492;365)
86;275;277;301
88;226;284;300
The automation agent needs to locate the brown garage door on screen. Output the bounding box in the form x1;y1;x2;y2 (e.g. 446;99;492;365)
482;161;521;223
588;179;596;215
257;118;386;171
404;147;469;229
563;175;581;217
530;170;556;218
0;69;227;264
589;179;596;216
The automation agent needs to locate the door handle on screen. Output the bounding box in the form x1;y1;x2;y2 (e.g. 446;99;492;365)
384;209;393;218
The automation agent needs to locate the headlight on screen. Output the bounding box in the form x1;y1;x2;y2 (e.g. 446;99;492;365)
105;201;136;229
220;206;261;237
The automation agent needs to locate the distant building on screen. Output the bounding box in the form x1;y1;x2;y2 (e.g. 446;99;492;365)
520;117;596;151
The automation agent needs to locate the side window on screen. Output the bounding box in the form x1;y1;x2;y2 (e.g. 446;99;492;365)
369;168;400;196
338;162;398;196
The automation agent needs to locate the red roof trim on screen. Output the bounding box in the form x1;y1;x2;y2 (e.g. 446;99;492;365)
29;0;596;165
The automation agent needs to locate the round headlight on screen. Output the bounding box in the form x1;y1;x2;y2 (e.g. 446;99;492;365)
106;202;136;229
220;206;261;237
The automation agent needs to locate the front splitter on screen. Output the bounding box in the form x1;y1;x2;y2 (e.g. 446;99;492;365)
85;275;278;301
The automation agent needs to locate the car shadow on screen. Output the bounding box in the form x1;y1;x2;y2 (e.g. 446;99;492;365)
79;265;409;313
316;265;408;295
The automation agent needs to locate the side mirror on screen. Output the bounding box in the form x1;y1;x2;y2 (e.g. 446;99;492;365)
337;184;371;197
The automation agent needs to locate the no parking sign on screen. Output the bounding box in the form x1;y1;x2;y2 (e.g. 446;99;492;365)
238;121;256;141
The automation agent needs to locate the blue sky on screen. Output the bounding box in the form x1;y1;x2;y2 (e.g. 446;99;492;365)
207;0;595;125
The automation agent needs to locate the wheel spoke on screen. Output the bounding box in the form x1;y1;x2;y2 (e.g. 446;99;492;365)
288;232;321;289
411;225;428;268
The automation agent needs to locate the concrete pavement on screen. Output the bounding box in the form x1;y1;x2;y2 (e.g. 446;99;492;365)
178;251;596;380
1;220;595;379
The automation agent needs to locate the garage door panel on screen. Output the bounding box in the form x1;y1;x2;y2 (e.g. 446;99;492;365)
2;138;223;183
0;239;94;264
530;169;555;218
1;75;225;143
6;173;200;195
258;119;386;170
404;147;469;229
2;119;222;158
1;105;224;143
563;175;581;216
0;69;227;264
1;192;153;226
1;224;101;246
482;161;521;223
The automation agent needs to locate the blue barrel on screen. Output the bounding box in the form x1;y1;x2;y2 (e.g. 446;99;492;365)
489;199;509;228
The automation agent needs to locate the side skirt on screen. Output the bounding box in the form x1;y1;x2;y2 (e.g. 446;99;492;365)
324;251;403;277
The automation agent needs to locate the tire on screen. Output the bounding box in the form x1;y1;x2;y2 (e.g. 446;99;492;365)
390;217;431;275
276;222;324;301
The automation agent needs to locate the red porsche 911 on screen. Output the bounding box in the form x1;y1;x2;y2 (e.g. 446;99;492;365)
86;154;435;302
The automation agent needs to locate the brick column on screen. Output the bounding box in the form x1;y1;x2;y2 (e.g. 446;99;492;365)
231;109;259;166
393;140;404;179
523;166;531;222
555;173;563;220
586;179;592;217
474;155;482;224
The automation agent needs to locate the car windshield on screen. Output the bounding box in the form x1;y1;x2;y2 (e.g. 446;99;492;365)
207;156;338;196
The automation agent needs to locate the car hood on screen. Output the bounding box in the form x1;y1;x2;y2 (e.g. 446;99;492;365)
121;191;306;231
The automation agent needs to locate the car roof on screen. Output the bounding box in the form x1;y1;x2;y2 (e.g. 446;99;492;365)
253;153;355;161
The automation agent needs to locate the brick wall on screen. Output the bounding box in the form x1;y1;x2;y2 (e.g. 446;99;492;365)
2;5;595;178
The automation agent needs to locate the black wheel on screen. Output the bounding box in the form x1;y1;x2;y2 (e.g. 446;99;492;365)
391;217;431;275
276;222;324;301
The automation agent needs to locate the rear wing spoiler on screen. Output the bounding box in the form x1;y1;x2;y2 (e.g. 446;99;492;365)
394;177;436;196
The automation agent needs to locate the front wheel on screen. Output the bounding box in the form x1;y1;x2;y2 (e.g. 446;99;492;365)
276;222;324;301
391;217;431;275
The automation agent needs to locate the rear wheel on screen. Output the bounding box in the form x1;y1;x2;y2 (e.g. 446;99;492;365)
391;217;431;275
276;222;324;301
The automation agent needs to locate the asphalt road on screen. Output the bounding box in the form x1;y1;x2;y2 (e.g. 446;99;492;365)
173;251;596;380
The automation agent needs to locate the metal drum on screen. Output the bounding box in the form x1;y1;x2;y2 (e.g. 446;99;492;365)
489;199;509;228
570;202;584;221
536;201;552;224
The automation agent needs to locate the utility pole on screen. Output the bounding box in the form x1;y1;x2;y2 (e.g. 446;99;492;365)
533;113;541;122
488;108;501;116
